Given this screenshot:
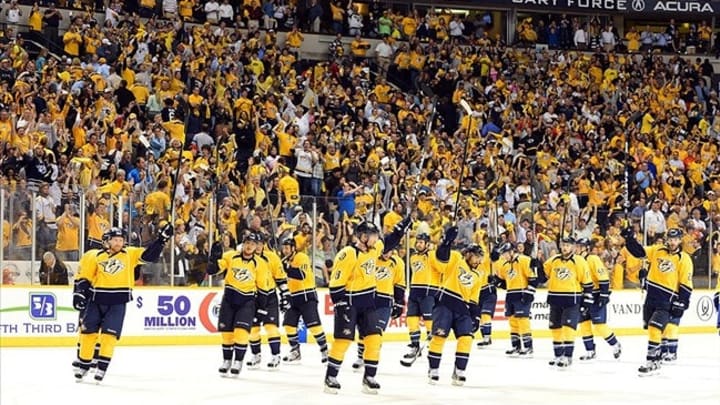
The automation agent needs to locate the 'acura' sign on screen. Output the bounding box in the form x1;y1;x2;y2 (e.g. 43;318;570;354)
509;0;717;14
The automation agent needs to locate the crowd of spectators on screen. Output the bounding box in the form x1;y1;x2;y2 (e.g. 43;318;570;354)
0;1;718;290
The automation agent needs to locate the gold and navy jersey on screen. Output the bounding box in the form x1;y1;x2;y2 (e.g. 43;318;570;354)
409;249;442;300
375;254;406;308
77;247;145;305
329;240;384;309
497;253;537;301
285;251;317;305
543;254;592;306
644;245;693;304
430;250;481;315
583;253;610;295
258;247;287;290
217;250;270;305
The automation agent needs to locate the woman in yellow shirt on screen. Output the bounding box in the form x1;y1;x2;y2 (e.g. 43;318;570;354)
29;4;43;31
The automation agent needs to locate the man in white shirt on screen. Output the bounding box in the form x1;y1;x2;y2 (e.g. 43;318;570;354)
601;26;616;52
449;16;465;41
218;0;234;25
204;0;220;24
375;37;394;79
643;199;667;238
35;183;58;257
574;24;588;49
5;1;22;25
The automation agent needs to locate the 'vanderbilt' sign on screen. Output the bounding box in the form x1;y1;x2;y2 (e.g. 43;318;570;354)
509;0;717;14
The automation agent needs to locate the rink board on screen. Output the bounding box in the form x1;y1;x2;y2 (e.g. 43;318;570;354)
0;286;716;347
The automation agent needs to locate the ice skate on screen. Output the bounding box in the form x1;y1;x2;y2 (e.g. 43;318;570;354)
451;368;466;386
579;350;596;361
505;347;520;357
518;348;534;358
400;344;422;367
476;336;492;348
218;360;232;375
638;360;660;376
351;358;364;372
556;356;571;369
662;352;677;364
267;355;281;370
324;376;341;394
361;376;380;394
246;353;262;369
428;368;439;385
613;342;622;359
548;357;560;367
93;369;105;383
74;367;88;382
283;348;301;364
229;360;242;376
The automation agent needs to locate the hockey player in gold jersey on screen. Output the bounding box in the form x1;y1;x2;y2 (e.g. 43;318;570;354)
324;219;410;395
401;233;442;367
622;227;693;376
493;242;538;357
208;232;271;377
543;237;593;368
72;225;173;382
426;228;482;386
280;238;328;364
352;247;406;370
575;238;622;361
246;233;289;370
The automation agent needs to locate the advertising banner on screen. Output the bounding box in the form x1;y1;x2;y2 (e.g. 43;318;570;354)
0;287;716;347
498;0;719;15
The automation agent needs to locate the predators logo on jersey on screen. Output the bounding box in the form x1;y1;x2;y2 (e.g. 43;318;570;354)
232;267;253;282
658;259;675;273
360;259;376;275
411;260;423;273
99;258;124;275
555;267;571;280
458;268;474;287
376;265;391;281
507;267;517;280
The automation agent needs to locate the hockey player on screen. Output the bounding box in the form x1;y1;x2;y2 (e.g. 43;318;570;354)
493;242;539;357
475;244;497;348
401;233;441;367
352;247;406;370
280;238;329;364
246;233;289;370
622;227;693;376
324;219;409;395
72;225;173;382
543;237;593;368
208;232;270;377
575;238;622;361
426;228;482;386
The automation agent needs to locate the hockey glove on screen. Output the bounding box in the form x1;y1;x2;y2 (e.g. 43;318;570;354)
639;268;648;290
620;226;634;240
670;300;686;318
209;241;224;262
159;223;174;243
280;292;291;312
72;279;91;311
391;302;404;320
597;292;610;307
440;226;459;247
580;293;594;314
394;216;412;234
521;290;535;305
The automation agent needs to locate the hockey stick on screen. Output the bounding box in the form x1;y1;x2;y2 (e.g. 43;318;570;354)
455;99;479;222
407;97;438;209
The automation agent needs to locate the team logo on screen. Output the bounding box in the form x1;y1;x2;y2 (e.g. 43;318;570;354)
99;258;124;275
458;268;474;287
658;259;675;273
555;268;570;281
342;328;352;336
29;292;56;320
361;259;376;275
597;267;607;275
696;296;714;322
435;328;446;336
376;266;390;281
232;268;253;281
632;0;645;11
412;261;423;273
507;267;517;280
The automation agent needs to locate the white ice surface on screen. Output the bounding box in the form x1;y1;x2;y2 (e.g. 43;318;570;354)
1;334;719;405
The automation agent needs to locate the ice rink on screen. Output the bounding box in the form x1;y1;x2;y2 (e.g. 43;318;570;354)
1;334;718;405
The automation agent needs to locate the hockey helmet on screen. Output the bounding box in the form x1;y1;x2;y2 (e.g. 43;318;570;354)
575;238;592;247
666;228;683;239
416;233;431;242
281;238;296;248
355;221;379;235
496;242;514;254
463;244;484;256
103;227;126;241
